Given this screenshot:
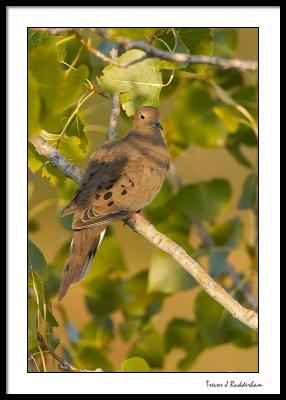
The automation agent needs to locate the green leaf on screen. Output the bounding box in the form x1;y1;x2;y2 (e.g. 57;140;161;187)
97;49;163;116
84;233;126;279
165;318;205;370
238;172;258;211
213;106;241;133
29;44;63;111
213;28;238;58
66;115;88;152
28;142;46;173
28;298;38;350
209;218;243;247
122;270;163;333
121;357;150;372
226;125;257;168
84;277;126;317
52;65;89;115
148;251;197;294
172;82;228;149
109;28;160;40
41;162;66;186
229;319;258;348
165;318;198;352
76;345;114;371
128;331;165;368
195;291;232;346
179;28;214;74
174;179;232;222
30;271;45;317
46;308;59;328
28;72;41;136
80;318;114;349
28;239;48;281
40;131;85;162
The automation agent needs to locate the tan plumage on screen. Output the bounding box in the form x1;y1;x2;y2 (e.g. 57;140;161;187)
58;106;170;301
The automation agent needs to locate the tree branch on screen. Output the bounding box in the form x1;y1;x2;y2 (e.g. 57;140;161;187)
32;28;258;72
108;46;120;139
30;135;258;332
120;39;258;71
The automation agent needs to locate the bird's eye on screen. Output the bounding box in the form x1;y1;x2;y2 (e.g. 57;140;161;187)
141;114;145;119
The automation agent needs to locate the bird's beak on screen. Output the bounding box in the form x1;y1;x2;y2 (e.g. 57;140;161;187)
153;121;163;130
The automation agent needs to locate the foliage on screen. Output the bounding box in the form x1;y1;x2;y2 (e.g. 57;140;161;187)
28;27;258;372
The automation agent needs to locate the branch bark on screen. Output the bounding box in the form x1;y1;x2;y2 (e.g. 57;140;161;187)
30;135;258;332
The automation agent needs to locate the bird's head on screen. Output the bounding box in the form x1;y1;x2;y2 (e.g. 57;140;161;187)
133;106;163;131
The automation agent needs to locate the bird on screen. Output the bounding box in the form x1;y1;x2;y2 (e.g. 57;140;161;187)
58;106;170;301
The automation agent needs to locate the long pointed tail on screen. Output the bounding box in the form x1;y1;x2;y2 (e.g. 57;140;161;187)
58;226;106;301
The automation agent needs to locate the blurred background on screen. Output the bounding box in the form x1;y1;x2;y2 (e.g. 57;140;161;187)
28;27;258;372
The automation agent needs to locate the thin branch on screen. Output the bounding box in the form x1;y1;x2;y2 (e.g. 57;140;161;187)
108;46;120;140
120;39;258;72
37;333;103;372
32;28;258;72
30;136;258;331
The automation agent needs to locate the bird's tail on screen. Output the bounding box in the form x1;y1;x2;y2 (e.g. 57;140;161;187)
58;226;106;301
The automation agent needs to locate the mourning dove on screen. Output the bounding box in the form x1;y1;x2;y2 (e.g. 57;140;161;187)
58;106;170;300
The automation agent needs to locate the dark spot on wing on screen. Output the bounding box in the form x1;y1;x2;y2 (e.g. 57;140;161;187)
121;189;127;195
108;201;114;207
95;193;101;199
103;191;112;200
121;184;125;188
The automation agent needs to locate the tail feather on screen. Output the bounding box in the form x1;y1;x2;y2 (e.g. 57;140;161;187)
58;226;106;301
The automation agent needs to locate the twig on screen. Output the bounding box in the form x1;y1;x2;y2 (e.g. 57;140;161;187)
37;333;103;372
30;136;258;331
108;46;120;140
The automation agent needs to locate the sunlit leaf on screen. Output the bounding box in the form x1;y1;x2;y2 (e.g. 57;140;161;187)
28;142;45;173
213;106;241;133
121;357;150;372
66;115;88;152
128;331;165;368
148;251;197;294
80;318;114;349
52;65;89;115
109;28;160;40
40;131;85;162
97;49;163;116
